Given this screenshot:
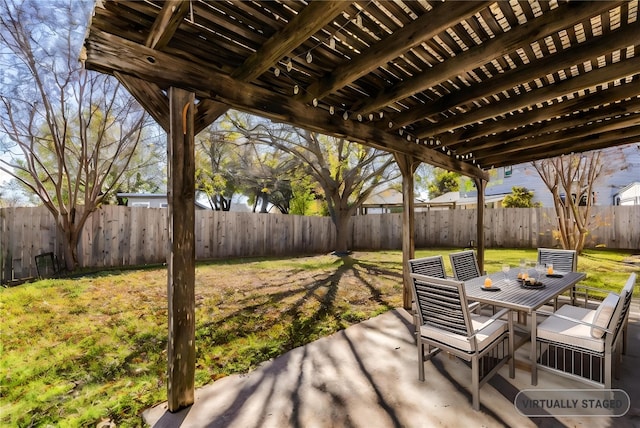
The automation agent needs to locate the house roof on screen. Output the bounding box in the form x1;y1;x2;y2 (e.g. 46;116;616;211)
116;193;211;210
82;1;640;180
615;181;640;196
116;193;168;199
427;191;506;206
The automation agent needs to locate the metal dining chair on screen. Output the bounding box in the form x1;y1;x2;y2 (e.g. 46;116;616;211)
449;250;481;281
534;273;635;387
537;248;578;308
410;273;514;410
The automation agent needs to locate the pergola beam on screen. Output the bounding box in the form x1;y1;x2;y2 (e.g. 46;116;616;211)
299;1;489;104
471;113;640;162
84;31;488;180
232;1;349;81
115;72;170;133
478;128;640;168
360;1;623;120
440;80;640;146
415;55;640;139
145;0;191;50
389;20;640;130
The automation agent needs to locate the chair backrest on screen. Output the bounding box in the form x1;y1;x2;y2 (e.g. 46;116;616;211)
409;273;472;337
608;273;637;346
449;250;481;281
537;248;577;272
408;255;446;278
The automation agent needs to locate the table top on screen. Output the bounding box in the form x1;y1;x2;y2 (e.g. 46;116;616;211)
464;269;586;313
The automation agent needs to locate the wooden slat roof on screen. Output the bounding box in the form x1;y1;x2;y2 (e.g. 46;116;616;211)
83;0;640;181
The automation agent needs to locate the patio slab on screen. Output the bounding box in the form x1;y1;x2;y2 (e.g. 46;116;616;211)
143;300;640;427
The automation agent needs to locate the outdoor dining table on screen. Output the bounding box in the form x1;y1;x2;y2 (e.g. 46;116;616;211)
464;268;587;385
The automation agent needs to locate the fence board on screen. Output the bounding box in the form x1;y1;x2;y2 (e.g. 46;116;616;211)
1;205;639;281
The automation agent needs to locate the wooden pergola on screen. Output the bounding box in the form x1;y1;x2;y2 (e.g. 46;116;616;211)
82;0;640;410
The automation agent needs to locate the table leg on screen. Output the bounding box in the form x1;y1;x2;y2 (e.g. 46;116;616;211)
531;310;537;385
509;310;515;379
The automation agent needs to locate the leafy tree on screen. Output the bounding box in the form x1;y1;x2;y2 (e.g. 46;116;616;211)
240;144;300;214
502;186;540;208
195;125;241;211
289;171;318;215
227;113;400;254
532;150;624;252
427;168;460;199
0;0;154;270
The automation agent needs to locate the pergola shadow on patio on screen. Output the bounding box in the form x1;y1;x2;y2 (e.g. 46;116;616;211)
82;0;640;409
143;303;640;427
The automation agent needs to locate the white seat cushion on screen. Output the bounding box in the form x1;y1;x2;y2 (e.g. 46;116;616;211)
537;301;614;353
590;293;620;338
420;314;507;353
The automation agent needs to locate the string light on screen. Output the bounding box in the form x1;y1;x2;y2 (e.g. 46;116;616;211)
272;1;373;116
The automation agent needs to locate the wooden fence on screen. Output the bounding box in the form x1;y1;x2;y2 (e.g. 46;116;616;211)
2;205;639;282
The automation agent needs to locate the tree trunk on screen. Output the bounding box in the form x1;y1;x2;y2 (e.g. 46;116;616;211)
60;226;77;271
333;210;352;254
56;213;80;272
259;192;269;213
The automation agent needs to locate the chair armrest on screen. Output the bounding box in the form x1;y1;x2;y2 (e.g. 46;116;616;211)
468;301;481;312
573;284;608;293
471;308;511;337
535;310;613;335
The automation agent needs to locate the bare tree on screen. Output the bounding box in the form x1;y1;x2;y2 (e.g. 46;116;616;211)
0;0;151;270
532;150;623;252
228;114;400;254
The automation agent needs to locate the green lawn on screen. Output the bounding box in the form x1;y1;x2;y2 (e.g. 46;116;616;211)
1;248;637;426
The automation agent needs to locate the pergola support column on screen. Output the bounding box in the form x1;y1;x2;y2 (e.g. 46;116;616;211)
395;153;419;310
167;87;196;411
474;177;487;273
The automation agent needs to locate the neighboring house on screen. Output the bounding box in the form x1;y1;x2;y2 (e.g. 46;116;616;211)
358;189;505;213
427;191;506;210
465;143;640;207
358;188;404;214
358;144;639;213
614;182;640;206
117;193;210;210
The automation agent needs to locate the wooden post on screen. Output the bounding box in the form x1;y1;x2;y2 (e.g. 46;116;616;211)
167;87;196;411
474;177;487;274
395;153;419;310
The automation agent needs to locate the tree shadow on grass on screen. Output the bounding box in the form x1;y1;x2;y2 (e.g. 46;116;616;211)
194;254;403;376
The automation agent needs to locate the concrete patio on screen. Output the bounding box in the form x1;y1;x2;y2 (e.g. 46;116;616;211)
144;300;640;428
